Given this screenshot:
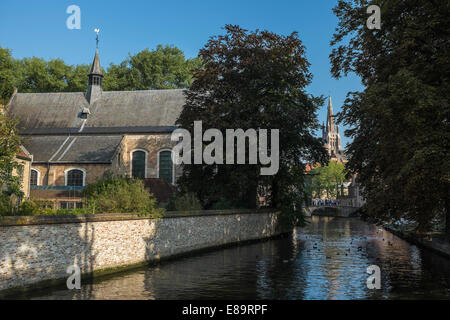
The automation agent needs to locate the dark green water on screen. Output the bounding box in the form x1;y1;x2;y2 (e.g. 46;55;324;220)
13;216;450;300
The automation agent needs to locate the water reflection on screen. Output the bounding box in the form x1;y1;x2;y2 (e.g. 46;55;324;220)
12;217;450;300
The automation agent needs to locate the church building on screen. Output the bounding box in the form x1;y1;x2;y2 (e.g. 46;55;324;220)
6;49;184;208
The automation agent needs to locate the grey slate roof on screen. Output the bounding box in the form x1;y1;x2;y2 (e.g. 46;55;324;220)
8;47;186;165
8;89;185;131
23;135;123;163
20;126;178;135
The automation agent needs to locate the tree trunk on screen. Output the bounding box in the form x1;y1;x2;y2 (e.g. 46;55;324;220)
271;178;279;208
445;199;450;237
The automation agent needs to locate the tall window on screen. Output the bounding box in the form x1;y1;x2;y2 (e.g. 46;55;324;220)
17;165;24;182
30;169;39;186
67;169;84;186
159;150;173;184
132;150;146;178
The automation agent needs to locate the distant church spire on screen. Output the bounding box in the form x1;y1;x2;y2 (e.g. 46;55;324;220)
86;29;103;104
326;96;335;133
322;96;342;159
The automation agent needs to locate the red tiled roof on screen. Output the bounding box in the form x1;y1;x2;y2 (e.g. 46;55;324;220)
16;151;30;160
30;189;83;200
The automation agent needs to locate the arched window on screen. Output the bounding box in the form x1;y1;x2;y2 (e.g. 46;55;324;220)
131;150;147;178
158;150;173;184
66;169;85;186
30;168;40;186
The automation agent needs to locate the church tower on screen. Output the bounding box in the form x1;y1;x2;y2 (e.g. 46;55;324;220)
322;96;343;158
86;49;103;104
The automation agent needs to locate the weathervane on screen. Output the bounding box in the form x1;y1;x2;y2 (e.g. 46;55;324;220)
94;28;100;49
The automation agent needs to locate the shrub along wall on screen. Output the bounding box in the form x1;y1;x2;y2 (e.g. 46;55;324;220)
0;209;286;293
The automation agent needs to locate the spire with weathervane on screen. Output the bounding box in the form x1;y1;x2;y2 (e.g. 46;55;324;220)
86;28;103;104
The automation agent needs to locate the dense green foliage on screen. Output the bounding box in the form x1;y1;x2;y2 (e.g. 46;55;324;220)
166;192;203;211
0;47;17;104
83;176;161;217
104;45;202;91
0;45;201;104
0;176;162;217
0;194;15;215
0;196;91;216
0;110;22;198
176;25;328;226
330;0;450;232
309;161;348;199
210;197;241;210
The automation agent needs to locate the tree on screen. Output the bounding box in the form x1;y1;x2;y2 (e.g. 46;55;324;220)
0;45;201;102
176;25;328;226
66;64;90;92
104;45;202;90
0;110;22;198
310;161;347;199
0;47;20;105
83;175;161;217
330;0;450;233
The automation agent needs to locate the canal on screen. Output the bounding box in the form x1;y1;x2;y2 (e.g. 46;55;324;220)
13;216;450;300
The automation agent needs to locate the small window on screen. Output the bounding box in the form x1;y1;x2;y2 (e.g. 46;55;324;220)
159;150;173;184
59;201;83;210
30;169;39;186
67;169;84;186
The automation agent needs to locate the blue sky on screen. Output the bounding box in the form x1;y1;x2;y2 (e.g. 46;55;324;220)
0;0;362;147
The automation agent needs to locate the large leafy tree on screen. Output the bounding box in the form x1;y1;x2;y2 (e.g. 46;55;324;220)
176;25;328;226
66;64;90;92
19;57;72;93
330;0;450;232
0;47;20;105
103;45;202;90
311;161;347;199
0;44;201;101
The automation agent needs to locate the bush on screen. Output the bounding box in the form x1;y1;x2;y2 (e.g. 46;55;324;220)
166;192;203;211
0;194;14;216
1;176;163;217
83;176;161;217
15;200;92;216
210;197;236;210
18;200;37;216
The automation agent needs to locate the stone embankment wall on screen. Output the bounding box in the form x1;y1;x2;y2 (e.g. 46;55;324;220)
0;209;285;293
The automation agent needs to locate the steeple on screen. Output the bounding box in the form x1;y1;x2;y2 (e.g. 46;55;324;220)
326;96;335;133
322;95;343;159
86;29;103;104
86;49;103;104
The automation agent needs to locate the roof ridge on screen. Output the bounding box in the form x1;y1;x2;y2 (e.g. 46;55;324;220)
16;89;185;95
16;92;85;95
